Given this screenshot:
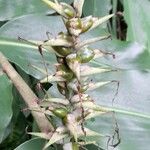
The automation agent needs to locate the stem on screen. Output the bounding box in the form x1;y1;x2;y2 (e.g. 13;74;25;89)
0;52;54;133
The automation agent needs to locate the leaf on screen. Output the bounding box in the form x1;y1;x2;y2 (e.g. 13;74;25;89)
82;32;150;149
14;138;55;150
0;75;13;143
90;39;150;70
83;0;112;17
0;11;150;150
84;144;104;150
0;14;67;79
0;0;54;21
86;113;150;150
124;0;150;50
0;37;56;79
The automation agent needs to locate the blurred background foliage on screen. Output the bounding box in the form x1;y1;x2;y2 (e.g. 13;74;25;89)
0;0;150;149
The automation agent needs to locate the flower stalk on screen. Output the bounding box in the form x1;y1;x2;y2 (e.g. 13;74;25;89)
39;0;115;149
5;0;115;149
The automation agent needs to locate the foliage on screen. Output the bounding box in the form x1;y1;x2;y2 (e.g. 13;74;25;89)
0;0;150;150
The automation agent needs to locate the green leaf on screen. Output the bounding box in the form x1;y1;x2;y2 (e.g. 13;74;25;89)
91;39;150;70
0;14;67;79
86;114;150;150
83;34;150;149
0;11;150;150
124;0;150;51
0;75;13;143
14;138;55;150
83;0;111;17
83;0;112;31
0;0;54;21
0;0;74;21
0;14;66;40
87;40;150;114
0;37;56;79
84;144;103;150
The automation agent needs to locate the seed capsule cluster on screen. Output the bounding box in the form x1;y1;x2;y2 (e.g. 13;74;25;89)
39;0;115;149
51;11;97;128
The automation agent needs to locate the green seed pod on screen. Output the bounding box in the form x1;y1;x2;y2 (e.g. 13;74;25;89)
52;108;68;119
62;116;67;125
66;18;82;29
66;53;79;63
77;47;95;63
61;3;76;18
64;8;75;18
82;19;93;33
66;18;82;36
80;83;89;92
58;32;73;43
53;46;73;57
57;64;74;80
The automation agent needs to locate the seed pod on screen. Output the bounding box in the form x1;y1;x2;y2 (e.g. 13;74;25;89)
52;108;68;119
58;32;72;40
52;32;73;57
61;2;76;18
80;83;89;92
53;46;73;57
66;18;82;29
57;64;74;80
82;19;93;33
77;47;95;63
66;18;82;36
64;8;75;18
